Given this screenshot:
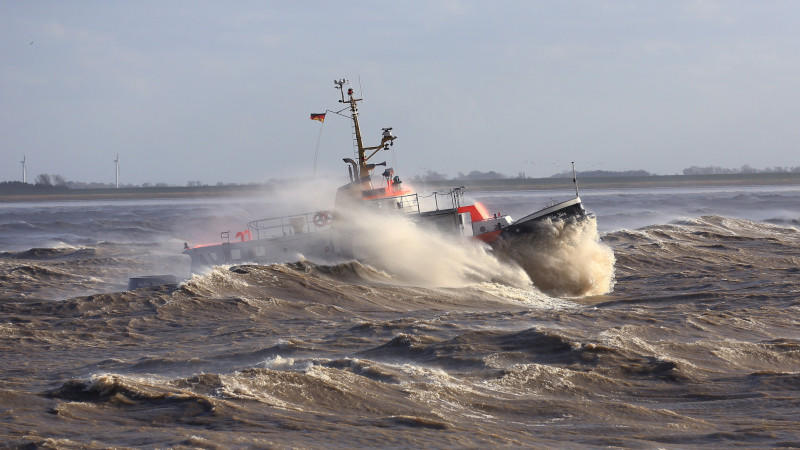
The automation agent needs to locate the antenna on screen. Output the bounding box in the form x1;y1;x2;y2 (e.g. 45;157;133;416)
114;154;120;189
571;161;580;197
334;78;348;103
20;155;27;183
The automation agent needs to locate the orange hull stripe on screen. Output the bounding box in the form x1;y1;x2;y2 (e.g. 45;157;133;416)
475;230;502;243
457;202;490;222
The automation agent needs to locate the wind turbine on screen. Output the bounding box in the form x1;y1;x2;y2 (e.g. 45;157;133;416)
114;154;119;188
20;155;27;183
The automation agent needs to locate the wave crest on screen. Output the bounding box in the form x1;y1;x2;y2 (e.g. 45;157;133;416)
494;217;616;296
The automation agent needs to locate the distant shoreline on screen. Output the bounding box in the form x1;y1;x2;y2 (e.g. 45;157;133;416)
435;172;800;191
0;185;270;203
2;173;800;203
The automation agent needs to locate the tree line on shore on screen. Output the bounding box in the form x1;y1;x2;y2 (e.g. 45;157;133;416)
681;165;800;175
3;165;799;194
413;165;800;182
0;175;254;194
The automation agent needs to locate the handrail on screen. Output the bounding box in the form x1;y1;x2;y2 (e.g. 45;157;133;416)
247;211;328;240
416;186;465;212
363;192;421;214
244;186;465;241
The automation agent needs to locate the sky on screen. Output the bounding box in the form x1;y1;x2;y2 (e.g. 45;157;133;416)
2;1;800;185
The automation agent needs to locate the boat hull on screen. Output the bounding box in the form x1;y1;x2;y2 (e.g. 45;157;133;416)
185;230;336;273
184;197;588;272
498;197;588;240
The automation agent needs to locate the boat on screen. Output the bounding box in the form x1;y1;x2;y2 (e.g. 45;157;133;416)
183;79;591;273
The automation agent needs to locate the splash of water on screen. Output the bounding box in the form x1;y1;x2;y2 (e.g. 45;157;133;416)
231;180;614;295
493;216;615;297
333;205;532;289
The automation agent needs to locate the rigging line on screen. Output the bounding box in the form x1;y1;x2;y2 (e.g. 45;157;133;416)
318;107;358;159
312;120;325;178
326;107;350;118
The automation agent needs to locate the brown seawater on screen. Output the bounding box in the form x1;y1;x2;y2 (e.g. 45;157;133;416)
1;186;799;448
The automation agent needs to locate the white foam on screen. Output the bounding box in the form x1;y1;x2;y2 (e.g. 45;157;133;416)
335;203;532;289
262;355;295;368
494;216;616;297
471;282;577;309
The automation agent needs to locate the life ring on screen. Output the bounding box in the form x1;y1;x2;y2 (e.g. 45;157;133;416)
313;211;332;227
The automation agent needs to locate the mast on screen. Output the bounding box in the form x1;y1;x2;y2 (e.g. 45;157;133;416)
571;161;580;197
335;79;368;181
334;78;397;186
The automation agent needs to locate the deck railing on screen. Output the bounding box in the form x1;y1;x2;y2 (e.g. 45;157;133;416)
247;211;330;240
245;187;465;240
364;192;421;215
416;187;465;212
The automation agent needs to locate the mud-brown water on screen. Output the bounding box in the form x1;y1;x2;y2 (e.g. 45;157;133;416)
1;187;799;447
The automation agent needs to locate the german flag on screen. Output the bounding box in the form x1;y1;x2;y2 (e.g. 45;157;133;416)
310;113;326;123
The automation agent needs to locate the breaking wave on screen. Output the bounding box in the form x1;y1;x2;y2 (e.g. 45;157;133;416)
494;216;616;296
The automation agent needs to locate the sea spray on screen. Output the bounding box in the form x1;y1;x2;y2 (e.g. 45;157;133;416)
333;203;533;289
493;216;615;296
207;180;613;295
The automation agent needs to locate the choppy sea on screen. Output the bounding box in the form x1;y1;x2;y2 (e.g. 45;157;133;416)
1;185;799;448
